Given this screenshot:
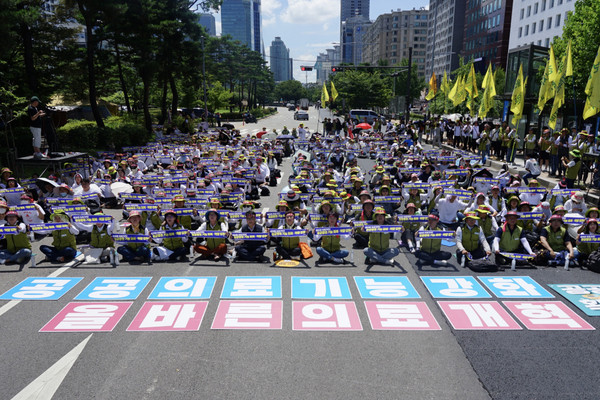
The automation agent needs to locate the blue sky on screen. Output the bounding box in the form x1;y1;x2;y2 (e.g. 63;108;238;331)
212;0;429;82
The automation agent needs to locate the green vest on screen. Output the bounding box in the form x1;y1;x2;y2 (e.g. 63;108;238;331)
162;223;186;251
525;134;536;149
204;222;226;249
179;215;192;229
5;226;31;253
402;220;420;232
142;211;162;229
125;225;147;250
420;226;442;253
577;240;599;255
540;138;551;152
462;225;481;252
90;225;114;248
544;226;566;251
480;217;493;237
52;229;77;251
500;225;522;252
322;230;341;253
566;160;581;180
281;224;301;250
407;195;422;209
368;226;390;253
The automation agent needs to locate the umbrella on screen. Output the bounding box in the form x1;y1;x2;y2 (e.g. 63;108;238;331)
110;182;133;197
356;123;372;130
261;133;277;140
222;123;235;130
293;150;311;161
36;177;59;193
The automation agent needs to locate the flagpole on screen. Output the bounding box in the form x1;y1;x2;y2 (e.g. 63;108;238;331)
572;75;578;129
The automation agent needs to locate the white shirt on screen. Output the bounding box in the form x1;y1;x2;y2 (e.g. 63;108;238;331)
437;196;468;224
525;159;541;175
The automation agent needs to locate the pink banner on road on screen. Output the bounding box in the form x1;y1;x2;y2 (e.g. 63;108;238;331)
292;301;362;331
365;301;441;330
438;301;522;330
127;302;208;331
211;300;282;330
503;301;595;330
40;302;132;332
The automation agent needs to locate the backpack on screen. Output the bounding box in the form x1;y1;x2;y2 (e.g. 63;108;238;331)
467;258;498;272
584;249;600;273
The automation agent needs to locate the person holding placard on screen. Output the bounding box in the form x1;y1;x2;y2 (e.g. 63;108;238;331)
117;211;151;263
351;199;375;249
194;209;228;261
233;210;267;262
152;209;188;262
0;211;32;265
455;212;491;265
79;212;115;264
414;214;452;266
576;219;600;265
493;211;535;266
273;210;304;261
400;203;421;253
476;206;498;244
39;210;79;263
363;208;400;266
539;214;576;267
314;212;351;264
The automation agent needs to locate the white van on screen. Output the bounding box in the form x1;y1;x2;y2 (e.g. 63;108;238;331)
349;109;379;124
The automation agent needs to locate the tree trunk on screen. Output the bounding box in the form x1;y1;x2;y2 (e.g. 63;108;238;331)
159;78;168;125
19;23;38;93
142;73;152;133
169;73;178;117
77;2;105;128
114;39;131;112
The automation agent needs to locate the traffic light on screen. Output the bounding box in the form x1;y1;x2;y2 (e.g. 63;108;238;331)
331;66;344;72
300;66;313;71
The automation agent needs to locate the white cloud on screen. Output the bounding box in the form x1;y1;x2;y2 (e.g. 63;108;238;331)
262;0;283;26
280;0;339;25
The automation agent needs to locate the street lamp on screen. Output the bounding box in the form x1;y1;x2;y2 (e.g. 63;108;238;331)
201;36;208;122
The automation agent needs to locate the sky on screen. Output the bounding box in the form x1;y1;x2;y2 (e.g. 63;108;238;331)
211;0;429;83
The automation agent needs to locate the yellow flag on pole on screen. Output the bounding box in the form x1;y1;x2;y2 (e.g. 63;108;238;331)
330;81;338;102
538;59;551;112
465;63;478;98
321;82;329;105
565;39;573;78
479;64;496;118
426;72;437;101
448;75;458;103
441;71;450;95
549;47;569;129
583;44;600;120
510;64;525;127
549;45;558;84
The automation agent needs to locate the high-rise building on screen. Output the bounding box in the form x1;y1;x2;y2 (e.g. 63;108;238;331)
463;0;513;69
361;8;428;77
314;46;341;84
425;0;466;78
269;37;293;82
508;0;576;50
340;0;370;64
197;13;216;37
221;0;262;53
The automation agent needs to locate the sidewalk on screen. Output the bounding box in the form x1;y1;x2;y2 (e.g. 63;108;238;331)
437;142;600;206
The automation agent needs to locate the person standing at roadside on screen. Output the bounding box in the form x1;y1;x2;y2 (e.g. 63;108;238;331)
27;96;46;159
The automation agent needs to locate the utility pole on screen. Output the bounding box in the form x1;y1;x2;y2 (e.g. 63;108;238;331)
406;47;412;120
201;36;208;121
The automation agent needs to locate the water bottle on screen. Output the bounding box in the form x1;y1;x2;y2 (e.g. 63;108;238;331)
564;258;570;271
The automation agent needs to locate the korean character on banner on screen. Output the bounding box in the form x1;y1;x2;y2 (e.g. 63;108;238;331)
0;277;83;300
211;301;282;329
148;277;216;300
479;277;553;298
127;302;207;331
293;302;362;331
505;301;594;330
291;277;352;299
40;303;132;332
423;277;490;298
354;277;419;299
221;277;281;298
75;277;151;300
438;301;522;330
370;303;437;329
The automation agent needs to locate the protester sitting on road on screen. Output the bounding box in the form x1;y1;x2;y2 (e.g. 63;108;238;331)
79;212;115;264
364;207;400;266
564;192;587;215
576;218;600;265
400;203;421;253
539;214;576;267
233;210;267;262
39;210;79;263
194;209;228;261
476;206;498;244
151;209;188;262
493;211;535;266
519;179;545;206
273;210;304;261
436;193;468;230
352;199;375;249
117;211;151;263
0;211;32;265
414;214;452;266
456;211;492;265
314;212;350;264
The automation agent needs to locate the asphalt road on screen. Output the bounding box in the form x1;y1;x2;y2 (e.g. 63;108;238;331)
1;107;599;400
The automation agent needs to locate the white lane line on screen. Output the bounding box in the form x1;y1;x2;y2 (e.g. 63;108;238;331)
0;266;70;318
12;334;93;400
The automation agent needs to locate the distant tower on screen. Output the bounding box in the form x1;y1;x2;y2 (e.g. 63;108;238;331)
197;13;216;36
269;37;292;82
221;0;262;53
340;0;370;64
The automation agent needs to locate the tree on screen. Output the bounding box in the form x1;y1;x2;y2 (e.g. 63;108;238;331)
331;69;393;109
394;59;427;102
207;81;232;111
273;80;306;103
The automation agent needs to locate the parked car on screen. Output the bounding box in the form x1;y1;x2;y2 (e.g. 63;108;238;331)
294;110;309;121
349;109;379;124
287;103;296;111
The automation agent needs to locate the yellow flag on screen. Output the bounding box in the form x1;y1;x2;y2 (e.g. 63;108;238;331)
426;72;437;101
441;71;450;95
549;45;558;84
583;45;600;120
448;75;459;102
321;82;329;105
510;64;525;127
565;39;573;78
465;63;478;99
549;48;569;129
330;81;338;102
479;64;496;118
456;74;467;106
538;60;551;112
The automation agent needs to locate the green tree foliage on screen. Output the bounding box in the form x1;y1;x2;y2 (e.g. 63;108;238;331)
207;81;233;111
330;69;393;109
553;0;600;107
394;59;427;102
273;80;306;102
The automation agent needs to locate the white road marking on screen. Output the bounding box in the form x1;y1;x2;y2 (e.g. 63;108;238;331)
12;334;93;400
0;266;69;318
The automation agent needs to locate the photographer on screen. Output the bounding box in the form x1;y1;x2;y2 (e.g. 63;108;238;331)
27;96;46;159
